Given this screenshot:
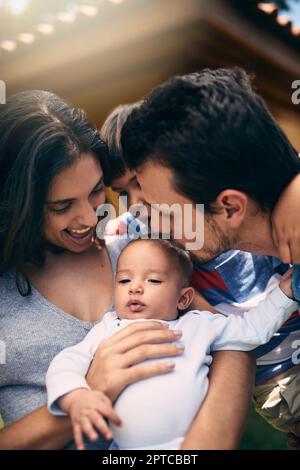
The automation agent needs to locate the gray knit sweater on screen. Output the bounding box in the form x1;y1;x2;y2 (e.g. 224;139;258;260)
0;234;127;429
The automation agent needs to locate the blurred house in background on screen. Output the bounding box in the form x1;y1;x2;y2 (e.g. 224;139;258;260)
1;0;300;149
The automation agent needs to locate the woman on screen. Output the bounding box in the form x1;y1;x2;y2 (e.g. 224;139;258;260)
0;91;183;449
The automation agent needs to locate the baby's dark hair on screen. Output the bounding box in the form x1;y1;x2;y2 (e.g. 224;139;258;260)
101;102;142;180
118;238;193;287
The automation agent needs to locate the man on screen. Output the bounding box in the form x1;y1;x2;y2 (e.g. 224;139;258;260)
121;68;300;448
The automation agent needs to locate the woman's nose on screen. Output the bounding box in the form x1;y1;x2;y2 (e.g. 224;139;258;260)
76;202;98;227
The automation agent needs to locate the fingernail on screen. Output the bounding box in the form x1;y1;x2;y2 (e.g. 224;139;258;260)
177;345;185;351
166;362;175;369
173;330;182;337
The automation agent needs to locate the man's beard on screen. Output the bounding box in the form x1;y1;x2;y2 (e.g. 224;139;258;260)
192;216;234;265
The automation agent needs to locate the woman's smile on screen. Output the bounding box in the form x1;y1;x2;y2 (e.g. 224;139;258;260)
63;226;94;246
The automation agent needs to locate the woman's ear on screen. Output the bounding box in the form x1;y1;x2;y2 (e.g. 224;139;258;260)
215;189;248;228
177;287;195;311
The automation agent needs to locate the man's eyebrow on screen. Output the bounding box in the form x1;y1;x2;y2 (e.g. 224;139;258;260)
46;177;104;205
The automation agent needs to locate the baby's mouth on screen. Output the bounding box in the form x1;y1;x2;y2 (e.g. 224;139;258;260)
127;300;146;312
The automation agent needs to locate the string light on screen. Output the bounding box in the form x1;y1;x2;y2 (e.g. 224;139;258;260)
257;3;277;14
0;0;127;54
0;39;17;51
36;23;55;35
18;33;35;44
277;13;290;26
57;11;77;24
78;5;99;17
291;25;300;35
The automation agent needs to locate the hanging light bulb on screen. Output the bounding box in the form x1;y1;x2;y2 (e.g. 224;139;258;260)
57;11;77;24
18;33;35;44
1;39;17;51
78;5;99;17
36;23;55;35
257;3;277;15
277;13;290;26
291;25;300;35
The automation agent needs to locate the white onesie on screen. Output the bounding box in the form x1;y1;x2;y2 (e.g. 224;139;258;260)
46;287;297;450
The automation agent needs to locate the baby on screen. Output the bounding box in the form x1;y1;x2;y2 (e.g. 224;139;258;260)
46;239;297;450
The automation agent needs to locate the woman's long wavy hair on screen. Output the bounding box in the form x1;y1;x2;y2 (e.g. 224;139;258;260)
0;90;109;295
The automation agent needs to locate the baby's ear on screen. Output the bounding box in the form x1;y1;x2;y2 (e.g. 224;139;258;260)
177;287;195;311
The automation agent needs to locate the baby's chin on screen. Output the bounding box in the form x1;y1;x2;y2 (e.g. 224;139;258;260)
117;308;178;322
118;307;158;321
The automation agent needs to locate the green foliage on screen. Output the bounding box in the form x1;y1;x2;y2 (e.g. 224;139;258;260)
240;404;291;450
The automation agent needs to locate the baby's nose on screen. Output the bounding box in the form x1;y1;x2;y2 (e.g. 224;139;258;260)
129;284;143;294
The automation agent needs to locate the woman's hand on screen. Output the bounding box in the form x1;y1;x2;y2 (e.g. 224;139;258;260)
86;321;183;402
272;173;300;264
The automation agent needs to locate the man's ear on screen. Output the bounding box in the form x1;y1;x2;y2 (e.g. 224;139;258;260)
177;287;195;311
215;190;248;228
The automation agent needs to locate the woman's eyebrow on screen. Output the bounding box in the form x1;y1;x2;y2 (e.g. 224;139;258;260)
46;197;75;205
46;177;104;205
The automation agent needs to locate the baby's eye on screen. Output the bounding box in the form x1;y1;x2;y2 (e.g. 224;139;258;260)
118;279;130;284
147;279;162;284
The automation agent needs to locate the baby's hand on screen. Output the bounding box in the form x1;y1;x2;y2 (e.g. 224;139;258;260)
59;389;122;450
279;268;293;299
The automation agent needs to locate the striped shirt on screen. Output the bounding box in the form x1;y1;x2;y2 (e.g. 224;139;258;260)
191;250;300;384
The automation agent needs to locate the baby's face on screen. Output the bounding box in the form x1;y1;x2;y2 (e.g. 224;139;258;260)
115;241;185;321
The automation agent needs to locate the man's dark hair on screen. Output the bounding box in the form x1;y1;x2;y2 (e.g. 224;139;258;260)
122;68;300;212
